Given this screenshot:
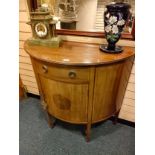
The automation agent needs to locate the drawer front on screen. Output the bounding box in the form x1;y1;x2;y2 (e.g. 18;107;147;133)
33;59;90;83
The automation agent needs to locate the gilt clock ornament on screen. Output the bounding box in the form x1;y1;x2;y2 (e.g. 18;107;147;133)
27;5;61;48
100;2;131;53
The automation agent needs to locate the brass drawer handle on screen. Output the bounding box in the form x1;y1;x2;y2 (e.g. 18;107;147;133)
42;65;48;73
68;71;76;79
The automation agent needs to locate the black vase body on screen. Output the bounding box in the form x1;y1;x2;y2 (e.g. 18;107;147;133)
100;2;131;53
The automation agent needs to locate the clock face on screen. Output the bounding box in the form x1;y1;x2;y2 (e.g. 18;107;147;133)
35;22;48;38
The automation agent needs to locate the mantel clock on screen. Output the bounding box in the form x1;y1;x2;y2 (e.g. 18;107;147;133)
27;7;61;47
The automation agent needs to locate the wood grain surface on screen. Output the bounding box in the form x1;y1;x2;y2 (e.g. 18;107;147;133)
39;75;89;124
92;62;124;123
25;41;134;66
26;41;135;141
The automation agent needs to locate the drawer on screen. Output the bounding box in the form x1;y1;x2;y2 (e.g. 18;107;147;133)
33;59;90;83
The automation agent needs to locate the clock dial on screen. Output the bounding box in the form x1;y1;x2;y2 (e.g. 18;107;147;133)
35;22;48;38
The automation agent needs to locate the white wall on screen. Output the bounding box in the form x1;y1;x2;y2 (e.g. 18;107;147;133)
76;0;98;31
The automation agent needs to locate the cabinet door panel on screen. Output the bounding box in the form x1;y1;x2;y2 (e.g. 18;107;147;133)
39;75;88;123
92;62;124;122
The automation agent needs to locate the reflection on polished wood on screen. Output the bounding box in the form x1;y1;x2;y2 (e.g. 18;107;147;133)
25;41;134;142
25;41;134;66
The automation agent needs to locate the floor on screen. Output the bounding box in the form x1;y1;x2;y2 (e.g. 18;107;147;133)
19;97;135;155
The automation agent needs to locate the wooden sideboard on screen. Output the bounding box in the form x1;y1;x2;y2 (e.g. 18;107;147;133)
25;41;134;142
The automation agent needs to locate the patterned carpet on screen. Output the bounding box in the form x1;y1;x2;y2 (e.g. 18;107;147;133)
19;97;135;155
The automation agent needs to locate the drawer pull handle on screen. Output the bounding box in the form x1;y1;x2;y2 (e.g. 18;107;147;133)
42;65;48;73
68;71;76;79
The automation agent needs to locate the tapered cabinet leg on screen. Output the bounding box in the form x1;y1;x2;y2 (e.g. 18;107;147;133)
50;115;56;128
113;110;120;125
45;111;56;128
41;100;56;128
85;123;91;142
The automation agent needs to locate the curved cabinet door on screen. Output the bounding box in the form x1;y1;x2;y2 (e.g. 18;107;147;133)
92;62;124;123
39;75;89;124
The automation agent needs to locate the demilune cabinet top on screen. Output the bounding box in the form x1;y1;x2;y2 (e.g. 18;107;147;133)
25;41;134;66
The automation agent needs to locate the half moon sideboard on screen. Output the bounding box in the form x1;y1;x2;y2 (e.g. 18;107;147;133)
24;41;135;142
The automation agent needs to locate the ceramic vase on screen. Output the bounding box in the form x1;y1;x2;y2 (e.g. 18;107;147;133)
100;2;131;53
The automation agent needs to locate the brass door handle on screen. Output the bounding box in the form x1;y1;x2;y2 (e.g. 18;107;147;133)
42;65;48;73
68;71;76;79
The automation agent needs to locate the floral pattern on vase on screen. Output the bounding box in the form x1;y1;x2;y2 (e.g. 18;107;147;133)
100;2;131;53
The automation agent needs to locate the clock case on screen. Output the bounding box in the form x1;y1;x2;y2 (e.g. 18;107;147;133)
27;11;61;48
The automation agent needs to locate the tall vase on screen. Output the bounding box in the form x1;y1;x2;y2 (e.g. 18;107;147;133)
100;2;131;53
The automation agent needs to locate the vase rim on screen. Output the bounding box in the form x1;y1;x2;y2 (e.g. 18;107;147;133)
106;2;131;10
